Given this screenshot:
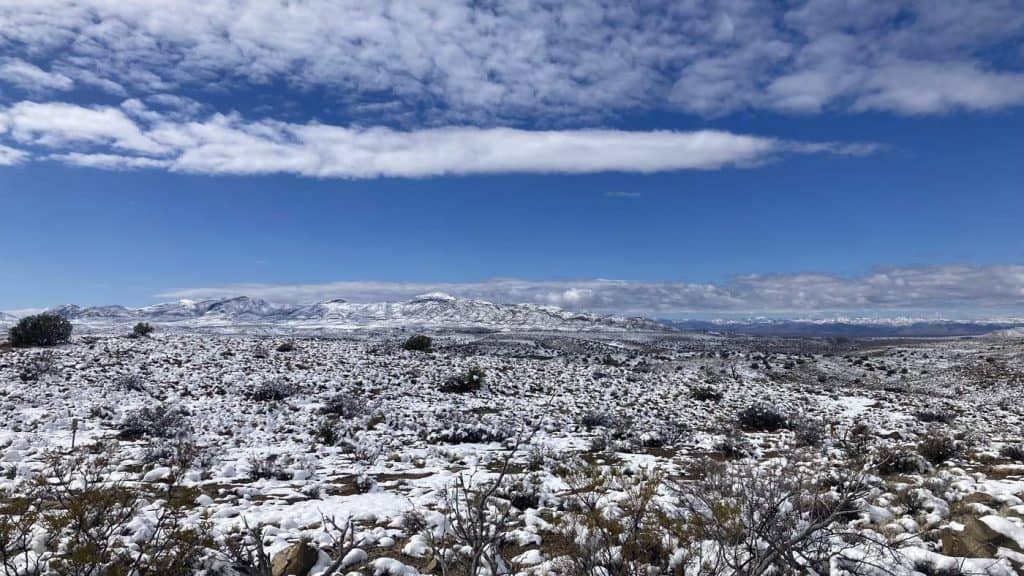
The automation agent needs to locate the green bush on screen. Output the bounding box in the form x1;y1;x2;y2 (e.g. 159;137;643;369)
737;404;789;432
8;313;72;347
402;334;432;352
440;366;486;393
131;322;154;338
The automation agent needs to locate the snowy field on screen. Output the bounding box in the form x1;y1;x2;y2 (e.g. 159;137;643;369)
1;329;1024;575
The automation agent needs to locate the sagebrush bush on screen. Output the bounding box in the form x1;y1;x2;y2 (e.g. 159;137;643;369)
737;404;789;432
248;378;297;401
402;334;432;352
691;385;724;402
917;431;962;464
131;322;154;338
580;410;617;429
118;405;191;440
914;409;956;424
1000;444;1024;462
715;428;755;460
17;351;58;382
874;446;931;475
793;419;827;448
439;366;485;393
8;313;72;347
423;411;513;444
321;393;369;418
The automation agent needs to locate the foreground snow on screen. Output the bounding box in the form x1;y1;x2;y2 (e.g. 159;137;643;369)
1;329;1023;574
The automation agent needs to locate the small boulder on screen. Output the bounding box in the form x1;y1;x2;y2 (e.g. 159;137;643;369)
271;541;319;576
942;514;1024;559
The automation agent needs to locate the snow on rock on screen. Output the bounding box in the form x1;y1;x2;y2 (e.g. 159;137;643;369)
371;557;420;576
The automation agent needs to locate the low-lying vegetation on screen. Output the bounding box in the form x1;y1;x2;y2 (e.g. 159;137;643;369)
8;313;72;348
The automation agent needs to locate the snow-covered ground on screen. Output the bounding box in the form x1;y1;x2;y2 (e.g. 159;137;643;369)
40;294;667;333
1;328;1023;575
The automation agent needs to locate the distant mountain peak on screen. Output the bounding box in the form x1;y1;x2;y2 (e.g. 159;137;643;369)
411;292;458;303
44;295;668;333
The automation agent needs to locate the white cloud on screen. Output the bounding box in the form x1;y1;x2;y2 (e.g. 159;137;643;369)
0;101;869;177
0;1;1021;121
0;58;73;92
0;144;27;165
155;265;1024;317
47;152;170;170
854;60;1024;115
0;101;166;154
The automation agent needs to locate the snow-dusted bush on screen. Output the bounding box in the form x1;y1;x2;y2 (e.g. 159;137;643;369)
321;392;370;418
312;418;342;446
439;366;486;393
247;453;292;481
874;446;930;475
580;410;617;429
1000;444;1024;462
402;334;432;352
0;447;216;575
691;384;724;402
917;431;963;465
118;405;191;440
423;411;513;444
9;313;72;347
131;321;154;338
715;427;755;459
17;350;58;382
737;404;789;432
793;418;828;448
247;377;298;401
914;409;956;424
116;373;147;393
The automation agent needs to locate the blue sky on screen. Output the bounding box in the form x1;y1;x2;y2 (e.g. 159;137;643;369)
1;1;1023;317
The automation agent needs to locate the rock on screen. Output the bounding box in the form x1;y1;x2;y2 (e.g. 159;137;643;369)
942;514;1024;559
142;466;171;482
271;541;319;576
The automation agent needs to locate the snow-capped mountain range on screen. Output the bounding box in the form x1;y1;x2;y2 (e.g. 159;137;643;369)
34;293;667;332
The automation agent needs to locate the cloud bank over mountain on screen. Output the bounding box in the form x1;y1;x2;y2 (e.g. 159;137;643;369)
156;264;1024;318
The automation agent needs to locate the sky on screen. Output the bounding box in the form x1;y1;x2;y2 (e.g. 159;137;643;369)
1;0;1023;318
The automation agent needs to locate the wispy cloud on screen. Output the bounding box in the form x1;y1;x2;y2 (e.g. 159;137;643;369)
0;144;27;166
0;1;1021;122
156;264;1024;318
0;101;872;177
0;59;73;93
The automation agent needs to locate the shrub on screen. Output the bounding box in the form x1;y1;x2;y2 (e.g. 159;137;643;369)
321;393;369;418
17;351;58;382
793;419;827;448
248;378;297;402
691;385;724;402
737;404;789;432
131;322;154;338
247;453;291;481
118;405;191;441
423;411;513;444
874;446;931;475
913;409;956;424
439;366;485;393
8;314;72;347
580;410;617;429
311;419;341;446
917;431;962;465
402;334;432;352
999;444;1024;462
715;428;755;460
116;374;148;393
